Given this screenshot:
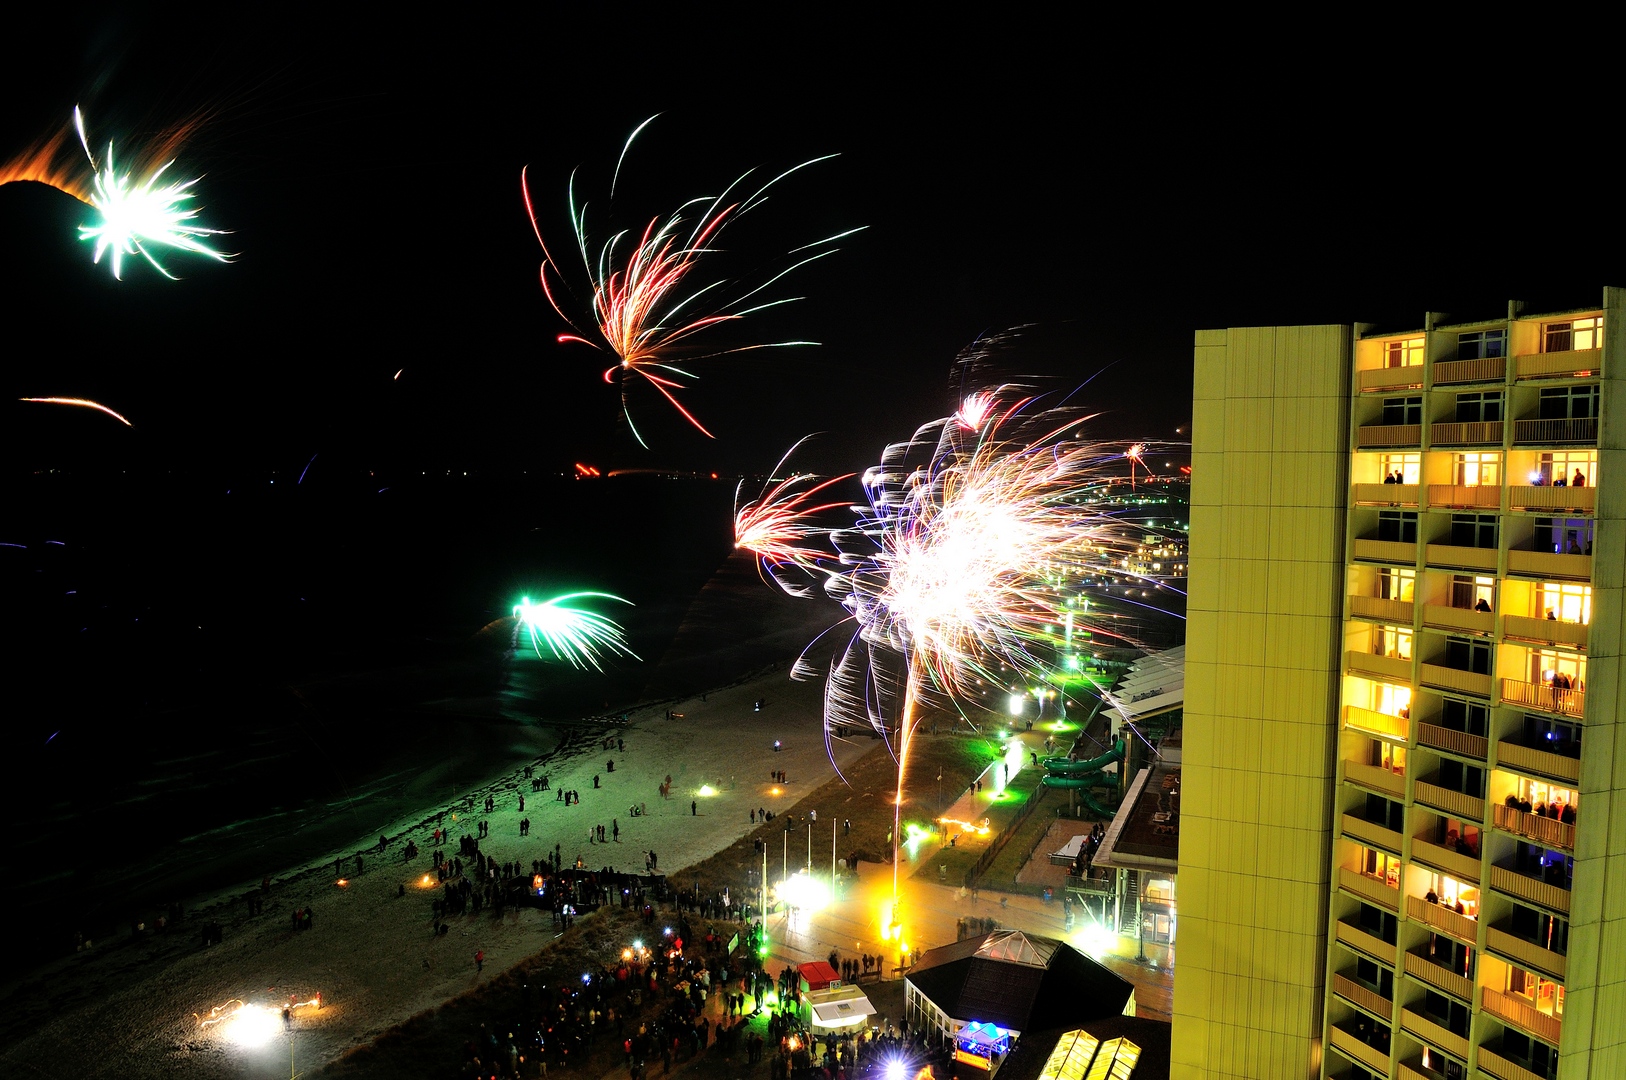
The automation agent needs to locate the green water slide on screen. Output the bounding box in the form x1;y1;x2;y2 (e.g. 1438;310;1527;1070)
1040;738;1126;817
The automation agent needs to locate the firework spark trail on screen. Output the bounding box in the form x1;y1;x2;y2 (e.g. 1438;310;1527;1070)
19;397;133;426
733;436;854;597
512;593;640;672
522;119;861;446
1;108;229;279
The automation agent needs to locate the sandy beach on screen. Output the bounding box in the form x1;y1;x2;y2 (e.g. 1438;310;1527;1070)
0;663;869;1080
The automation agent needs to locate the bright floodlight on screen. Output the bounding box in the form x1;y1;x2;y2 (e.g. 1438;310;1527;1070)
885;1059;907;1080
775;870;829;912
223;1005;282;1047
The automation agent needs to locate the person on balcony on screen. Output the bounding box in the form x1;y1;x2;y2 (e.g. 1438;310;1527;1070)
1561;803;1576;825
1474;598;1491;613
1425;888;1439;904
1574;469;1587;487
1554;475;1567;488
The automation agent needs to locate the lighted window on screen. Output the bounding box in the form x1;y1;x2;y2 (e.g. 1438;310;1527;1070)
1530;649;1585;690
1373;738;1407;774
1531;450;1596;487
1379;452;1420;484
1385;337;1425;367
1376;683;1412;720
1508;966;1566;1019
1457;328;1507;359
1449;574;1495;612
1507;776;1578;817
1455;452;1500;487
1543;316;1603;352
1536;582;1591;624
1374;624;1412;660
1423;872;1480;917
1377;567;1415;602
1360;846;1402;887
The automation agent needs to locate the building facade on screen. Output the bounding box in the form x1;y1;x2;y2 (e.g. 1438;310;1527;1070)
1174;289;1626;1080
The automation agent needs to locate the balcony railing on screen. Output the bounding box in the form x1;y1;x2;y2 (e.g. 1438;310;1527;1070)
1422;604;1493;635
1339;867;1399;911
1327;1024;1393;1076
1409;836;1483;883
1481;986;1563;1045
1501;613;1588;650
1356;423;1423;448
1489;864;1570;914
1508;485;1596;513
1359;366;1426;392
1476;1045;1549;1080
1512;416;1598;444
1345;759;1407;798
1426;482;1501;509
1406;894;1478;944
1506;549;1591;580
1352;537;1419;564
1403;949;1474;1001
1416;721;1488;760
1424;543;1498;571
1495;740;1580;784
1429;421;1504;447
1492;803;1575;851
1336;918;1397;965
1414;780;1485;822
1347;651;1413;684
1342;813;1403;853
1352;481;1420;507
1487;924;1566;981
1514;348;1601;380
1332;971;1394;1022
1418;663;1493;697
1343;705;1410;741
1435;356;1506;384
1500;678;1584;719
1399;1007;1470;1062
1349;594;1415;623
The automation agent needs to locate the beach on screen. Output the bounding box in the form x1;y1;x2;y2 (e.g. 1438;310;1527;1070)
0;661;868;1080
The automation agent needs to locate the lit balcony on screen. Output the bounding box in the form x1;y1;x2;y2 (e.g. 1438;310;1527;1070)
1336;918;1397;965
1352;482;1420;507
1495;740;1580;785
1359;366;1426;392
1347;650;1413;684
1327;1023;1392;1076
1476;1045;1550;1080
1514;348;1601;380
1424;543;1498;572
1433;356;1506;384
1343;705;1411;741
1410;835;1483;883
1500;678;1584;719
1421;604;1493;635
1353;537;1419;564
1356;423;1423;448
1344;759;1407;798
1403;949;1474;1001
1418;662;1493;697
1332;970;1394;1022
1501;613;1588;650
1492;803;1575;852
1405;894;1478;944
1487;924;1566;981
1488;863;1570;915
1349;594;1415;623
1399;1007;1469;1062
1508;485;1595;513
1506;549;1591;580
1414;780;1485;822
1415;721;1487;760
1481;986;1562;1045
1429;421;1504;447
1512;416;1598;444
1342;812;1402;853
1339;866;1399;911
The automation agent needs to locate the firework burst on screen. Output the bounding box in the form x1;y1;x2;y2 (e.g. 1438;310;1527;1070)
513;592;639;672
733;436;853;597
522;118;860;446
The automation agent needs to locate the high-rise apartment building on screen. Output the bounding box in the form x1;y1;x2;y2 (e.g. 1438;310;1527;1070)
1173;289;1626;1080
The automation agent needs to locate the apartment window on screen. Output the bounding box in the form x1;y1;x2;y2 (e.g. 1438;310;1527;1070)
1449;574;1495;612
1530;648;1584;690
1385;336;1425;367
1437;757;1484;798
1378;511;1418;543
1538;384;1599;420
1365;793;1405;831
1382;396;1423;425
1535;581;1590;623
1531;450;1596;487
1427;933;1475;980
1440;697;1488;736
1522;714;1581;758
1507;776;1578;821
1357;901;1398;943
1449;513;1497;548
1457;328;1507;359
1514;843;1572;890
1453;452;1499;487
1543;316;1602;352
1360;846;1401;887
1430;815;1481;858
1532;516;1593;555
1369;737;1407;774
1373;624;1412;660
1419;1047;1468;1080
1455;391;1504;423
1509;903;1569;956
1499;1030;1560;1080
1354;956;1395;999
1377;567;1415;601
1507;966;1565;1021
1444;635;1492;675
1379;452;1420;484
1423;989;1471;1037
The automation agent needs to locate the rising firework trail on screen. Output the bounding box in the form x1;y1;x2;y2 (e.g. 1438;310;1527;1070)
512;592;640;672
18;397;133;426
0;107;230;279
522;118;861;447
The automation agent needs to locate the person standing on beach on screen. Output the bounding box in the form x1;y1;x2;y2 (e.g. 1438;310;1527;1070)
475;948;484;973
613;819;619;842
691;801;697;816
